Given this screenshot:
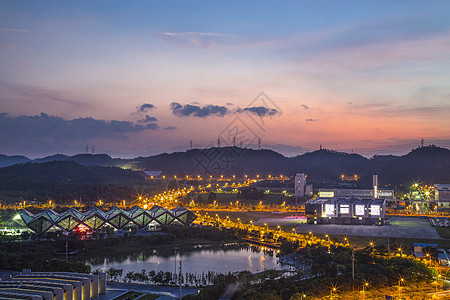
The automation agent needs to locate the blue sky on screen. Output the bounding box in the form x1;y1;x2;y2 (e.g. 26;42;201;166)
1;1;449;158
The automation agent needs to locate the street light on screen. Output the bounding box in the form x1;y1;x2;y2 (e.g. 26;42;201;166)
362;280;369;293
426;252;432;265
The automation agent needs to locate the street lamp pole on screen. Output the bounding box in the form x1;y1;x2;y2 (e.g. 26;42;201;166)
352;247;355;290
387;234;390;260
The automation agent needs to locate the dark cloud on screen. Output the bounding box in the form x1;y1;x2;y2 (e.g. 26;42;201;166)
240;106;280;117
170;102;228;117
169;102;281;118
144;123;159;130
305;118;318;122
301;104;309;110
137;103;155;113
137;115;158;123
164;126;178;130
0;113;158;144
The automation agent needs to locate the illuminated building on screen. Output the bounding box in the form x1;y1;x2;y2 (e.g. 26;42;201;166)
305;197;387;225
15;206;197;234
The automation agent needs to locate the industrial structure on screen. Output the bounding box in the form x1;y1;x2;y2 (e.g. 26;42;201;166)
15;206;197;234
294;173;313;197
305;197;387;225
318;175;394;199
435;184;450;208
0;269;106;300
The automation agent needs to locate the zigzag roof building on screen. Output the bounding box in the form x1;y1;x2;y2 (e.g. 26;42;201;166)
16;206;197;234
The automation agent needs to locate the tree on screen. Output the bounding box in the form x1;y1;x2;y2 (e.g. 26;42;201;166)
107;268;123;282
279;241;294;255
207;192;216;204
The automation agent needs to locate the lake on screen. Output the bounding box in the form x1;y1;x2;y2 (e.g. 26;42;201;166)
88;243;287;275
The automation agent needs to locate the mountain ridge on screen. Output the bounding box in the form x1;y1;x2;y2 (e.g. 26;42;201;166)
0;146;448;187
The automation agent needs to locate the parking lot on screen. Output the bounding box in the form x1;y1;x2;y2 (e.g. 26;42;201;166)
294;217;441;239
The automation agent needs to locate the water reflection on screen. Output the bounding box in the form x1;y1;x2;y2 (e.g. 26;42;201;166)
88;243;284;275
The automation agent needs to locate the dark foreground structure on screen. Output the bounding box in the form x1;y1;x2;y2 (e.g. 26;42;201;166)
16;206;197;234
305;197;387;225
0;269;106;300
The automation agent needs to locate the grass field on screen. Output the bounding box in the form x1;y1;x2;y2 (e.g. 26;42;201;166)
436;227;450;239
113;291;159;300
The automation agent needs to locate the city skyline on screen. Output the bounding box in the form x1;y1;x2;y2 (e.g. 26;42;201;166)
1;1;450;158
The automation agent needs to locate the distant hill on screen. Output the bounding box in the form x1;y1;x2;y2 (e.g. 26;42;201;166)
0;161;150;204
0;154;31;167
135;146;450;187
33;154;69;163
0;145;448;188
379;146;450;186
291;150;371;186
0;161;146;185
0;153;135;169
135;147;289;176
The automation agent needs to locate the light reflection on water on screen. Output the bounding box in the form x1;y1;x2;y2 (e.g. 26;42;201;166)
89;244;281;275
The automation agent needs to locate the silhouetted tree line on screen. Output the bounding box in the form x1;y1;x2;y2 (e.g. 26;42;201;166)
0;252;90;273
100;267;218;286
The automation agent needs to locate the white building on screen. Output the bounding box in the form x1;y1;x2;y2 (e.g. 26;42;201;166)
294;173;306;197
435;184;450;208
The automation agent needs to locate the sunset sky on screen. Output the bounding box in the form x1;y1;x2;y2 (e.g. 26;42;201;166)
1;1;449;158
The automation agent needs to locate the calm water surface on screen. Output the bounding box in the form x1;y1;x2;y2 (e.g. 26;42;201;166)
89;244;283;275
